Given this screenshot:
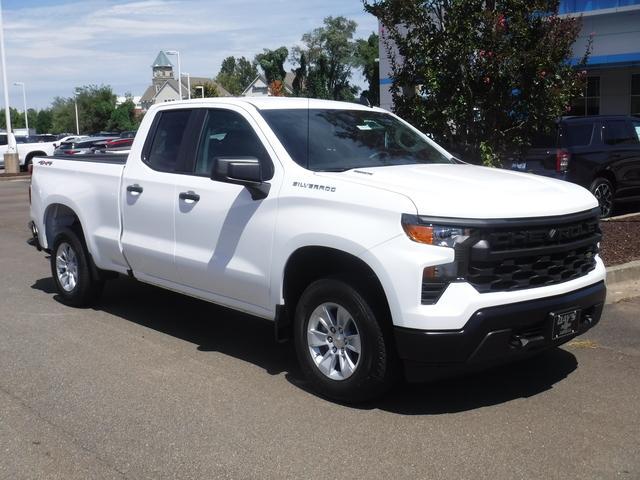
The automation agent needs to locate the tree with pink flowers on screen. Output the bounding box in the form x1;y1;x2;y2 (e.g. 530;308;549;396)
364;0;591;166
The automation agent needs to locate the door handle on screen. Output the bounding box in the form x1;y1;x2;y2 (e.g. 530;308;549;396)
127;184;143;195
179;191;200;202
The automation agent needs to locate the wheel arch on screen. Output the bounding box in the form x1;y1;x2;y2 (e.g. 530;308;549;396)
43;203;86;252
25;151;47;164
277;246;393;341
594;169;616;190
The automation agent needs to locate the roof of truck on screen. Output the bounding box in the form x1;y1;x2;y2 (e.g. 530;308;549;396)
151;96;387;113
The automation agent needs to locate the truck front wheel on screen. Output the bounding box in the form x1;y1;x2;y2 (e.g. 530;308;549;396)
50;227;104;307
294;278;395;403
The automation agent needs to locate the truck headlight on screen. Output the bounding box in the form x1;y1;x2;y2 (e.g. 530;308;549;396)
401;215;472;248
401;214;474;304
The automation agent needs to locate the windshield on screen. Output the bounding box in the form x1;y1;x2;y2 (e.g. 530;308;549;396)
261;109;453;171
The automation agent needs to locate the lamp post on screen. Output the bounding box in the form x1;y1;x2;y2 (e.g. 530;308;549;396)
195;86;204;99
0;0;19;173
13;81;27;134
182;72;191;100
166;50;182;100
74;90;80;135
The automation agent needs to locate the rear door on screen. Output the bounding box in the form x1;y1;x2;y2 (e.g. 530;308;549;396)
602;119;640;199
120;108;200;283
171;106;280;311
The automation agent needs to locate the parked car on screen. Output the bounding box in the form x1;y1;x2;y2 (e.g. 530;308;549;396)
505;115;640;217
28;98;606;402
53;135;88;148
54;136;118;156
119;131;137;139
33;134;58;143
0;134;55;170
96;137;134;153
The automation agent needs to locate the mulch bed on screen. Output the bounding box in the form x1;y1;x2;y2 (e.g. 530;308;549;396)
600;214;640;266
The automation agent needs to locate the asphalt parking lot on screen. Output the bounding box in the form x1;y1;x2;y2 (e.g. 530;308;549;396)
1;178;639;480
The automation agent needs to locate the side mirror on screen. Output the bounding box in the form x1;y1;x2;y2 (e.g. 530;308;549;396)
211;157;270;200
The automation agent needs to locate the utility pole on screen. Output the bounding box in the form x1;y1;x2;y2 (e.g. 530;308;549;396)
0;0;19;173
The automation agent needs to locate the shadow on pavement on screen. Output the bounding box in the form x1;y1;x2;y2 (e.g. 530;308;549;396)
366;348;577;415
31;275;578;414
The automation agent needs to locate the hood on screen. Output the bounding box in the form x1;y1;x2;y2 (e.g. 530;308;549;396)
319;164;597;219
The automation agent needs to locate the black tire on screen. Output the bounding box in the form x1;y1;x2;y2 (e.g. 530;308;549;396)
590;177;615;218
21;153;36;172
50;227;104;307
293;278;396;403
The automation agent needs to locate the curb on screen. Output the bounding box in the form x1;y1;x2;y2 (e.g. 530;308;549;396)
0;174;30;182
606;260;640;285
602;212;639;222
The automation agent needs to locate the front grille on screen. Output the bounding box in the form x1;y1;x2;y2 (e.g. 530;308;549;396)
467;243;598;293
462;209;601;294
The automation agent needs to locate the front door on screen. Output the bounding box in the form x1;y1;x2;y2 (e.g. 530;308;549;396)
172;107;280;312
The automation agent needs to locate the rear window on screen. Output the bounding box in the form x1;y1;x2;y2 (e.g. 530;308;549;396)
563;123;593;147
145;109;192;172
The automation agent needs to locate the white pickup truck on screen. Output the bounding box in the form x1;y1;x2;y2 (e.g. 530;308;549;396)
0;135;56;171
29;98;606;401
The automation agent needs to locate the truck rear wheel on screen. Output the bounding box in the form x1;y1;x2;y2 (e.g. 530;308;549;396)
293;278;395;403
50;227;104;307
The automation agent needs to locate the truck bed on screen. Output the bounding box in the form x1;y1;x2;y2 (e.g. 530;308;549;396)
47;153;128;165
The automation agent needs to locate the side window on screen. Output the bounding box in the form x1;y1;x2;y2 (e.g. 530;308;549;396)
194;109;273;179
632;121;640;142
145;109;191;172
603;120;636;146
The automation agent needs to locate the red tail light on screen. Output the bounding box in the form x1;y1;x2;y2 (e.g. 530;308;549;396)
556;149;570;173
63;150;78;155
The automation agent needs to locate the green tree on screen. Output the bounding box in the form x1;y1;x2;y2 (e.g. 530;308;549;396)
364;0;590;165
74;85;117;134
108;94;138;132
191;82;220;98
292;16;359;101
216;56;259;95
256;47;288;85
0;107;26;130
35;109;53;133
50;97;76;134
355;32;380;106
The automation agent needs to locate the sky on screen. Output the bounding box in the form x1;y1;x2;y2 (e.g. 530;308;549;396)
0;0;379;109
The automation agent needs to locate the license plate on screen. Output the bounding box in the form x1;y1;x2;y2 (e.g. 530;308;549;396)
511;160;527;171
551;309;581;340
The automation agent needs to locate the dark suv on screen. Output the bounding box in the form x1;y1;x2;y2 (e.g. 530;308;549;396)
507;116;640;217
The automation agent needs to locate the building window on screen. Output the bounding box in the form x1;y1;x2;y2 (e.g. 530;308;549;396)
571;76;600;116
560;0;640;14
632;74;640;115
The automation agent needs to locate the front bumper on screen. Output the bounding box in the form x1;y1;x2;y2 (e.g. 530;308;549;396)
395;281;606;382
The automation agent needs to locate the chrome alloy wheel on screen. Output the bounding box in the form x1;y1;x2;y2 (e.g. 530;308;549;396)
307;302;361;380
593;182;613;218
55;242;79;292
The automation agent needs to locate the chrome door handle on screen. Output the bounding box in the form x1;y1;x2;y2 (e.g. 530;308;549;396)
179;191;200;202
127;184;143;195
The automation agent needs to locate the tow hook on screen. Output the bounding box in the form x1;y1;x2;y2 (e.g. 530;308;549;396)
510;334;545;349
